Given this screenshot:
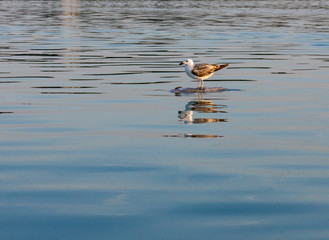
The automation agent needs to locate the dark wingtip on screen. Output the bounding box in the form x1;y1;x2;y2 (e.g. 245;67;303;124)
219;63;229;69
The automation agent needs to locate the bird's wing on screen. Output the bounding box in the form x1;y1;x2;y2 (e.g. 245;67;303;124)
216;63;229;70
192;63;228;77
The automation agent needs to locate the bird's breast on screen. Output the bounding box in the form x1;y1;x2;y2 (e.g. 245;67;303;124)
185;66;199;79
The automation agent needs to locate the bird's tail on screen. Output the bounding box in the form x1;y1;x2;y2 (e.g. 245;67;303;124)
215;63;229;71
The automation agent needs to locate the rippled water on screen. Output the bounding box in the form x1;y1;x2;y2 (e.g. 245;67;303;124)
1;1;329;239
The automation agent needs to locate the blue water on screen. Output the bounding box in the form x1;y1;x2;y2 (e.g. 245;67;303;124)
1;1;329;239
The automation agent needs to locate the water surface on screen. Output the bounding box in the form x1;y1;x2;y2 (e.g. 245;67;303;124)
1;1;329;239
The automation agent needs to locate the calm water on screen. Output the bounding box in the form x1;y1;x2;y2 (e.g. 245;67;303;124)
1;0;329;239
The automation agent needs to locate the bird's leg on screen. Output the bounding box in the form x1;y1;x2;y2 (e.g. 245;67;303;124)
198;92;203;101
197;79;201;89
201;79;204;90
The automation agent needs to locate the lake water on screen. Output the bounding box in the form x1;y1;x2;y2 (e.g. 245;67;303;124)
1;0;329;239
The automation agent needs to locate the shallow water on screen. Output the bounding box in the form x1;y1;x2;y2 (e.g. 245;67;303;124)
1;0;329;239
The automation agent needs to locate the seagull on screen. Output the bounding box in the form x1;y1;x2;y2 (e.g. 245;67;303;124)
179;59;229;90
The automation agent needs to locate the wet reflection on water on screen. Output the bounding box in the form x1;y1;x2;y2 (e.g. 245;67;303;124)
178;94;227;125
1;0;329;240
163;133;222;138
164;93;227;138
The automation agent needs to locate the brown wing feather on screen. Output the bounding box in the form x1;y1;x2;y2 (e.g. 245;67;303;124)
216;63;229;71
192;63;229;77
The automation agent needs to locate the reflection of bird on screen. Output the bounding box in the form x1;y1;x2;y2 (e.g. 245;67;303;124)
178;98;227;124
179;59;229;90
163;134;222;138
185;100;226;114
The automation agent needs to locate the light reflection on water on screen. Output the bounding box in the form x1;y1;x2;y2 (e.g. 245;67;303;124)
178;95;227;125
0;0;329;239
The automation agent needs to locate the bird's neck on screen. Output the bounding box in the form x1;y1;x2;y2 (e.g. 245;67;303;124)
185;63;194;71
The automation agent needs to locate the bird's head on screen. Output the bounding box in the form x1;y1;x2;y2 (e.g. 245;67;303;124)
179;59;194;66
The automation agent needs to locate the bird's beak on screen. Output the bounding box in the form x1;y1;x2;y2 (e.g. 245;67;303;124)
179;61;185;66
